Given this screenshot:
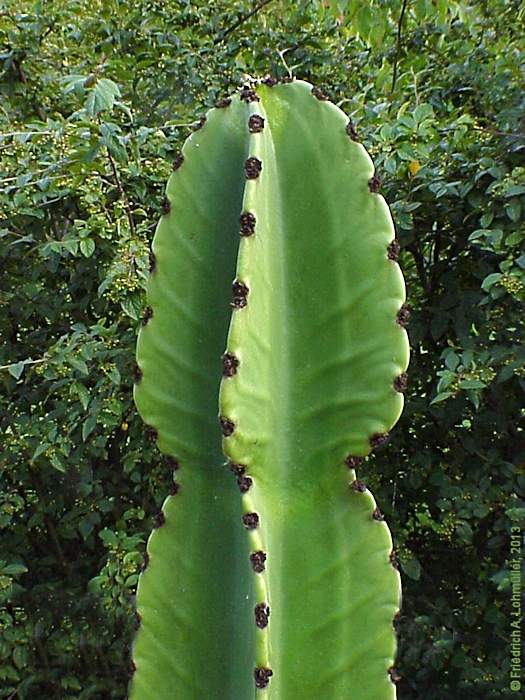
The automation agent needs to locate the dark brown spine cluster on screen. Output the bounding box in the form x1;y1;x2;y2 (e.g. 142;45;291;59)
222;352;239;377
219;416;235;437
165;455;180;471
215;97;232;108
281;75;294;83
231;279;249;309
351;479;367;493
242;512;259;530
389;549;399;570
133;363;143;384
388;667;402;683
396;304;411;328
345;455;363;469
145;425;158;442
141;306;153;326
254;602;270;628
372;507;385;521
172;153;184;171
141;552;149;572
237;474;252;493
248;114;265;133
161;197;171;215
262;75;277;87
240;85;260;103
239;211;256;236
250;550;267;573
149;251;156;274
370;432;389;449
191;115;206;131
153;511;165;528
169;481;180;496
311;86;329;101
394;372;408;393
229;462;246;476
245;157;262;179
254;667;273;689
387;239;401;261
346;120;359;141
368;175;381;193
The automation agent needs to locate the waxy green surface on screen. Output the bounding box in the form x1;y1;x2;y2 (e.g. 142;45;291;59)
131;98;255;699
132;80;409;699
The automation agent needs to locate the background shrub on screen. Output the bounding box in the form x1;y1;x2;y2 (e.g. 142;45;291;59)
1;1;523;697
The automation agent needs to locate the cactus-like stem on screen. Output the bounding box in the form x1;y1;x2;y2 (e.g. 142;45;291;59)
131;98;255;698
132;79;409;700
220;81;408;697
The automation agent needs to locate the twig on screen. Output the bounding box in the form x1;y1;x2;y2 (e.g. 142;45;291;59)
214;0;275;45
106;147;137;237
389;0;409;105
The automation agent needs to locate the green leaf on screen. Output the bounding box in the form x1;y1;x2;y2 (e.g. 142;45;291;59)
82;414;97;441
401;556;422;581
79;238;95;257
85;79;121;116
2;564;28;576
7;362;25;379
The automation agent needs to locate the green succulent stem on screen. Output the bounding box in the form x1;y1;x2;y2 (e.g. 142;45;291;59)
131;79;409;700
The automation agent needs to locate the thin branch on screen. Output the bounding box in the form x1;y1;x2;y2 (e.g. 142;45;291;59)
390;0;409;105
214;0;275;45
105;147;137;237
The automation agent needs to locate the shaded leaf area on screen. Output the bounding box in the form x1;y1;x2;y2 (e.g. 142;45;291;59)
0;1;524;698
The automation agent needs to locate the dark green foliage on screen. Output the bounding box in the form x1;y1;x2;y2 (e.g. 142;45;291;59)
0;1;523;697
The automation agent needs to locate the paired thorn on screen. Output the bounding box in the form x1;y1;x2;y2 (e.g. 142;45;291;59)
149;251;157;274
141;306;153;326
248;114;265;133
388;667;402;684
239;211;256;236
231;279;249;309
387;239;401;261
394;372;408;393
254;602;270;629
370;432;389;449
368;175;381;193
132;363;143;384
397;304;410;328
345;455;363;469
161;197;171;215
250;550;267;573
240;85;260;103
222;352;239;377
219;416;235;437
165;455;180;471
229;462;246;476
242;512;259;529
254;667;273;689
372;507;385;521
216;97;232;108
346;120;359;141
262;75;277;87
245;156;262;179
172;153;184;171
145;425;158;442
311;86;329;101
191;115;206;131
389;549;399;570
153;511;165;528
351;479;367;493
134;611;141;631
237;474;253;493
